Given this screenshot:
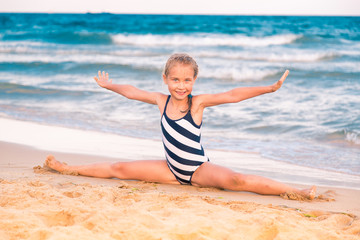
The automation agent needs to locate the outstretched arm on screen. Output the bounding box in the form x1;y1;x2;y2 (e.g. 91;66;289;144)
199;70;289;108
94;71;162;105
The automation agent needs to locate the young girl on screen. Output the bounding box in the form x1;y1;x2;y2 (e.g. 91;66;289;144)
46;53;316;199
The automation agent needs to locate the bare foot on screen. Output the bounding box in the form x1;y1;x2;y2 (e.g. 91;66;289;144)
306;185;317;200
281;186;317;201
45;155;68;173
299;185;317;200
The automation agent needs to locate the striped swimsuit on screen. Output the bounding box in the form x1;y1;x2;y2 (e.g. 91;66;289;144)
161;95;209;185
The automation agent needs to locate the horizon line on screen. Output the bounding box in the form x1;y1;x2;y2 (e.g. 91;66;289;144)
0;11;359;17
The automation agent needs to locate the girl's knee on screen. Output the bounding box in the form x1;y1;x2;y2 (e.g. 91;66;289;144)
229;173;247;188
110;162;126;178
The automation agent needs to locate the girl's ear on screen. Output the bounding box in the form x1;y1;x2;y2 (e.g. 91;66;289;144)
162;74;168;85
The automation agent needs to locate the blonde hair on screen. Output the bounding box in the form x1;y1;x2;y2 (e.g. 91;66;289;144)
164;53;199;78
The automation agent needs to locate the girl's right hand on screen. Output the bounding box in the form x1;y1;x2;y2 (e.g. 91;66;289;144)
270;70;289;92
94;71;112;88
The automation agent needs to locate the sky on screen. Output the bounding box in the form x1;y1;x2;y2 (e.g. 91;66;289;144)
0;0;359;16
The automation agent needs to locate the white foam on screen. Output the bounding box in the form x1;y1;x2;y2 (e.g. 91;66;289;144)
195;48;337;62
200;66;278;81
0;42;342;65
345;130;360;145
0;51;164;74
112;33;301;47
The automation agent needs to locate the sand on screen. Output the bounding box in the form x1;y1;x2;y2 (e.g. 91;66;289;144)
1;117;360;239
1;141;360;240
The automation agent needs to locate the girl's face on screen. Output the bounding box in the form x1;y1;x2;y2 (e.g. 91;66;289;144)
163;63;197;101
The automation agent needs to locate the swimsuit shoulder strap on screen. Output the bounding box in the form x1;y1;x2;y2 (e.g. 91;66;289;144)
163;95;171;113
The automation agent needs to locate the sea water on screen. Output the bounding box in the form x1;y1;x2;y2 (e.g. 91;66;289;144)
0;13;359;179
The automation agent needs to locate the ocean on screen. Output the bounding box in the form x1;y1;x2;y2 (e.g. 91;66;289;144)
0;13;359;181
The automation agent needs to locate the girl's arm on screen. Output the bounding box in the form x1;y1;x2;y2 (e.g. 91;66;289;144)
199;70;289;108
94;71;162;105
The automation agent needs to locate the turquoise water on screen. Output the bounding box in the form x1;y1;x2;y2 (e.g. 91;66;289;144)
0;13;359;176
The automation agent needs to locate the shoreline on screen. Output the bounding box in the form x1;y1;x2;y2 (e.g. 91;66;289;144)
1;117;359;190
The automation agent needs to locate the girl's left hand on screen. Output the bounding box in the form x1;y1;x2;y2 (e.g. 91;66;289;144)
271;70;289;92
94;71;112;89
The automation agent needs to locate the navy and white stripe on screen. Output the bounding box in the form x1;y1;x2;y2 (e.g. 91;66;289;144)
161;95;209;184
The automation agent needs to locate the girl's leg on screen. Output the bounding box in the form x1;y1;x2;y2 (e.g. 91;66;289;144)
45;155;179;184
191;162;316;199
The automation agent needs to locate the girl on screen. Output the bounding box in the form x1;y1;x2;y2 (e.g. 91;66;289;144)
46;53;316;199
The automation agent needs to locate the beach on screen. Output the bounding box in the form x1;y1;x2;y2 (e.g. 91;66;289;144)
1;118;360;239
1;13;359;239
1;14;359;177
